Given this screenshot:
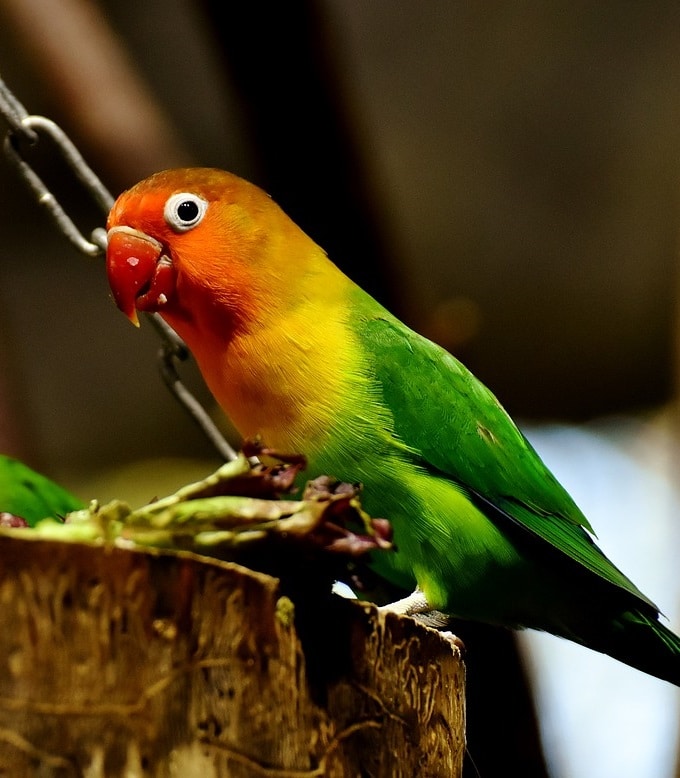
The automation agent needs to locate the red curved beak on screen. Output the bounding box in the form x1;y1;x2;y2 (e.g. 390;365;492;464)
106;227;176;326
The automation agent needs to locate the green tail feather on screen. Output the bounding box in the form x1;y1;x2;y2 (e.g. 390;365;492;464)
574;610;680;686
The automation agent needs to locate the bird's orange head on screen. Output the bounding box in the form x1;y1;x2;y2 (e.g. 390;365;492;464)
106;167;318;333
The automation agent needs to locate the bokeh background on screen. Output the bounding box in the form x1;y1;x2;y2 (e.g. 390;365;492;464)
0;2;679;776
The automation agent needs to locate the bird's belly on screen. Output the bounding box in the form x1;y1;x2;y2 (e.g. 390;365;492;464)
333;463;565;628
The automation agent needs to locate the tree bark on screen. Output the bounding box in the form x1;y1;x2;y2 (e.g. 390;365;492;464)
0;535;465;777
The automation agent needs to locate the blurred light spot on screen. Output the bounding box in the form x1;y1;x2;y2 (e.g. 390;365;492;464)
423;296;482;351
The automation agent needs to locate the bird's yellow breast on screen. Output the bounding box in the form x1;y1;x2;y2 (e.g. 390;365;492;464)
171;279;369;458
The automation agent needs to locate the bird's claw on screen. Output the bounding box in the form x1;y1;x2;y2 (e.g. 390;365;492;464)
380;588;464;648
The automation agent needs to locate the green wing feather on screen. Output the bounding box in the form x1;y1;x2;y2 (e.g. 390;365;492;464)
355;305;656;611
0;455;84;527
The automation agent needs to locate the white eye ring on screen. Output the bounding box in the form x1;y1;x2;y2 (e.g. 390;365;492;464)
164;192;208;232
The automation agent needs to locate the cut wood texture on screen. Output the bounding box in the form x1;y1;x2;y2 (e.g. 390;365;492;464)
0;534;465;777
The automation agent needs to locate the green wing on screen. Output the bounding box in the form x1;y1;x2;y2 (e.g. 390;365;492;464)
356;304;656;610
0;455;84;527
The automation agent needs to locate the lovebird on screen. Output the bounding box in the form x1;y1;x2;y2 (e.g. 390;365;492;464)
106;167;680;686
0;454;84;526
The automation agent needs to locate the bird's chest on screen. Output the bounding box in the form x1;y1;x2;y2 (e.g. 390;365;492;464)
200;325;361;457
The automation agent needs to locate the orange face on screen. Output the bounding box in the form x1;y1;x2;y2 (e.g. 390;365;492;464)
105;168;273;331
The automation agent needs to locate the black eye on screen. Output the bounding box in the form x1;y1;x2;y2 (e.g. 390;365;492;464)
177;200;199;222
164;192;208;232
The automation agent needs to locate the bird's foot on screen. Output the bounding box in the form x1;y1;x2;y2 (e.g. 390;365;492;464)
379;588;465;649
413;609;454;630
379;586;431;616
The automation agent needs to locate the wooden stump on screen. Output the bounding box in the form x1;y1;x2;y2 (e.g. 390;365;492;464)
0;534;465;777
